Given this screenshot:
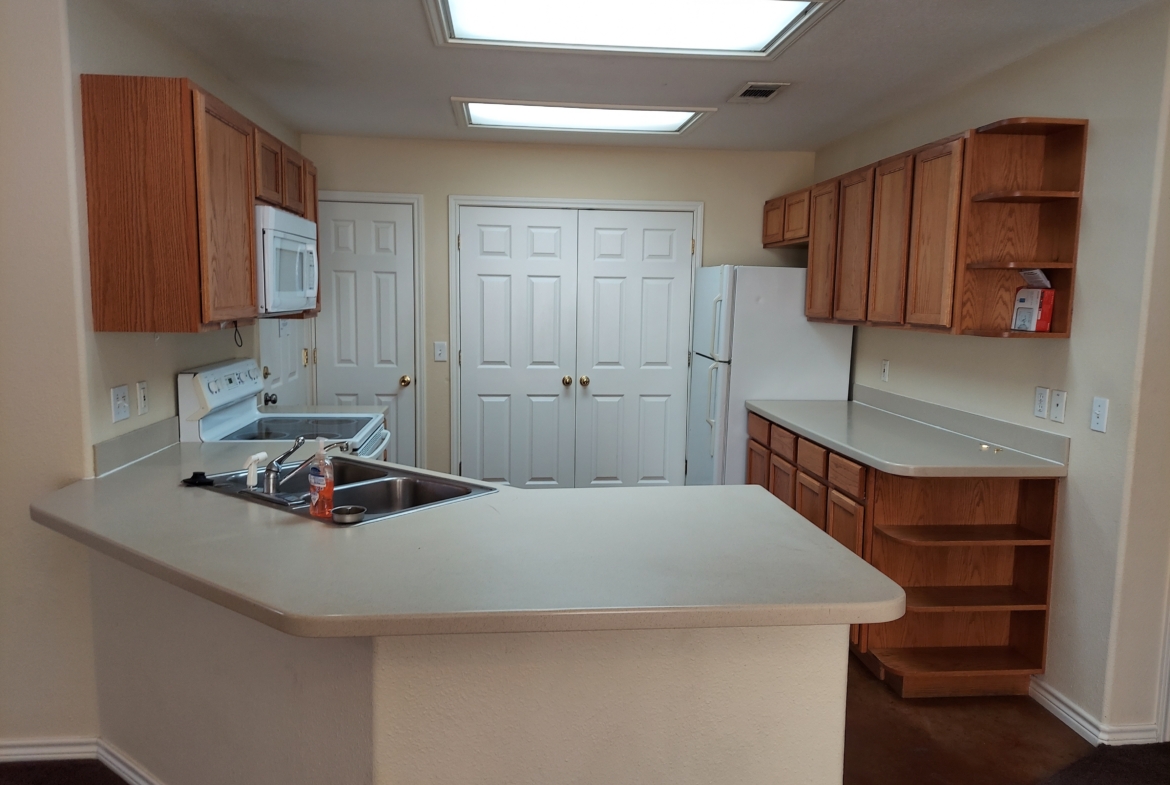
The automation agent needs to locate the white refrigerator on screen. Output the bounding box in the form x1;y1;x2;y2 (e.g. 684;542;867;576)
685;266;853;485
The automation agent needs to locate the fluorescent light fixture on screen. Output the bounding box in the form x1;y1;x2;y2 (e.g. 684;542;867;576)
431;0;829;58
455;100;710;134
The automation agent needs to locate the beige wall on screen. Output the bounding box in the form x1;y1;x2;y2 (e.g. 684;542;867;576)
66;0;299;446
300;135;815;470
0;0;99;742
813;3;1170;731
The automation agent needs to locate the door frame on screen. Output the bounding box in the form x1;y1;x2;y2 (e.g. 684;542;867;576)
448;195;705;475
318;191;427;467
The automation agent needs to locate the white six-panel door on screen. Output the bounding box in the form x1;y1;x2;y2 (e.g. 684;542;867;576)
317;201;416;465
458;206;694;488
458;207;579;487
258;317;313;407
575;210;695;487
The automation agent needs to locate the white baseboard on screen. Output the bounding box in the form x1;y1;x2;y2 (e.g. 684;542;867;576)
1030;677;1163;746
0;737;163;784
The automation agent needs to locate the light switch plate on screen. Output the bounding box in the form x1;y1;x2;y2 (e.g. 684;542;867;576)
136;381;149;415
881;360;890;382
1050;390;1066;423
111;385;130;423
1091;396;1109;432
434;341;449;362
1034;387;1050;419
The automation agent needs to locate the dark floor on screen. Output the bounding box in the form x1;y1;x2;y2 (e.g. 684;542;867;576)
0;663;1114;785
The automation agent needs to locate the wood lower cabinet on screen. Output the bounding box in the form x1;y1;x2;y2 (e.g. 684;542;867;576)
833;167;876;322
746;406;1059;698
867;154;914;325
805;180;839;319
747;439;770;488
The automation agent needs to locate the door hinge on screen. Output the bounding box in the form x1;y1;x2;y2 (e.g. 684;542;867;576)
458;461;462;475
302;348;309;367
312;348;317;365
685;459;688;475
458;349;462;366
457;234;461;251
688;350;692;367
691;238;696;255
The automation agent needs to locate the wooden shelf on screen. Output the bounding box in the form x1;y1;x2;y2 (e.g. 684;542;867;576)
976;117;1088;136
904;586;1048;613
972;190;1081;203
965;260;1074;270
875;524;1051;546
961;329;1070;339
870;646;1044;677
763;238;809;249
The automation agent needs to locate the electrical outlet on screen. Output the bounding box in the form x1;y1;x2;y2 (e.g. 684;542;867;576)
111;385;130;423
1050;390;1067;423
1034;387;1050;419
1091;397;1109;432
881;360;890;382
434;341;449;362
136;381;149;415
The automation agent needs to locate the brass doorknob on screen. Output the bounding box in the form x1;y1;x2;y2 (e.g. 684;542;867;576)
579;375;590;387
399;375;411;387
562;375;573;386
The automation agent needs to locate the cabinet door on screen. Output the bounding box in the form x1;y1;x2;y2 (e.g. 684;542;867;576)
833;167;875;322
282;145;306;215
795;471;827;529
192;88;256;323
827;489;864;555
304;159;319;223
769;454;797;508
867;154;914;324
783;189;810;241
805;180;839;319
254;128;282;205
906;137;965;327
762;197;785;246
747;439;770;488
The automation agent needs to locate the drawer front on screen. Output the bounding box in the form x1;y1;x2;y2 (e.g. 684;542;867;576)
769;424;797;462
795;471;828;530
796;438;828;479
828;453;866;500
769;454;797;508
747;412;770;445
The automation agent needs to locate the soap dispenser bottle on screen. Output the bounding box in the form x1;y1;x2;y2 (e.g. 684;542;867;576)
308;438;334;519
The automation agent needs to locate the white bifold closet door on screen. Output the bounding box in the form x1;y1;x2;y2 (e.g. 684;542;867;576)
459;206;694;488
458;207;579;487
574;210;694;487
316;200;416;465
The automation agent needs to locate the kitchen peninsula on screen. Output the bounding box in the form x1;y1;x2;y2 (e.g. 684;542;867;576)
31;443;903;785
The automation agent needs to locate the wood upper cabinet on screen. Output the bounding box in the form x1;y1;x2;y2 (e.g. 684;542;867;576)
805;179;839;319
783;189;811;241
254;128;283;205
867;154;914;324
906;137;965;327
833;167;875;322
282;145;306;215
304;160;319;223
193;89;257;323
747;439;770;488
763;197;786;246
82;75;257;332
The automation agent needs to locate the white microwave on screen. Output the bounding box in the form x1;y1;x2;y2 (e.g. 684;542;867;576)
256;205;318;315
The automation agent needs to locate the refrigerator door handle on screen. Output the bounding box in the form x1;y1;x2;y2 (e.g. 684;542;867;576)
709;294;723;359
705;362;719;456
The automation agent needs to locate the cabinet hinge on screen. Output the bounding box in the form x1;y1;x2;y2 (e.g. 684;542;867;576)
691;238;696;255
302;348;309;367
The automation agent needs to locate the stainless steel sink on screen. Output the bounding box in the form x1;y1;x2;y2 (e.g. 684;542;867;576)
194;455;496;524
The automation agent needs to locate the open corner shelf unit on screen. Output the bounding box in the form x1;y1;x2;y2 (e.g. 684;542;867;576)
855;473;1058;698
954;118;1087;339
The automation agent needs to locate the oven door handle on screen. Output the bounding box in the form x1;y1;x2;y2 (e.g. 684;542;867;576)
361;428;391;459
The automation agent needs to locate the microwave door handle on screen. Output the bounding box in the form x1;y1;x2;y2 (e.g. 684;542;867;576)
304;245;319;298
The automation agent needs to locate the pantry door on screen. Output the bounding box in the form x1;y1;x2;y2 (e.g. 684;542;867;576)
258;317;313;407
575;210;695;487
316;200;416;465
458;206;578;487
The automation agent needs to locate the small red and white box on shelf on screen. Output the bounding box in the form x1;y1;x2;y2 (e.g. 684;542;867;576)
1012;270;1055;333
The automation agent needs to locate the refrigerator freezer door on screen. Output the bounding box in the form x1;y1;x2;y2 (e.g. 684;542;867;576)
722;267;853;485
691;265;735;362
684;357;730;485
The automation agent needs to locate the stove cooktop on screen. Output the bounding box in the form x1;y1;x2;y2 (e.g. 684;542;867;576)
220;416;372;442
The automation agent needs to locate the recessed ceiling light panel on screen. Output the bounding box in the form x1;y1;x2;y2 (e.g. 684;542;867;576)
453;99;713;134
427;0;837;59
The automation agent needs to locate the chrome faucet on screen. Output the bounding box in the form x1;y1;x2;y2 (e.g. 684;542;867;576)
263;436;351;494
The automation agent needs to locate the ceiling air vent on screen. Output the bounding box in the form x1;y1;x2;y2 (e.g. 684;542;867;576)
727;82;790;104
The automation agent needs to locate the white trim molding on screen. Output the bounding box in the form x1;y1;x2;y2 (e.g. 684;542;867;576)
319;191;428;469
446;195;705;475
1030;678;1163;746
0;737;163;785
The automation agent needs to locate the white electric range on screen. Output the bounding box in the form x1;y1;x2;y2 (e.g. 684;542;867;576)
177;359;390;458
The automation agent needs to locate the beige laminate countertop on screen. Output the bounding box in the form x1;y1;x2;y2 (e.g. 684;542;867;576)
31;443;904;638
746;400;1068;478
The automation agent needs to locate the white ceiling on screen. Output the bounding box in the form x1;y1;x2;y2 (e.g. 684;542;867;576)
113;0;1156;150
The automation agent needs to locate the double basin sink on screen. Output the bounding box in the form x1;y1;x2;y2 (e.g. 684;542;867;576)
200;456;497;525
